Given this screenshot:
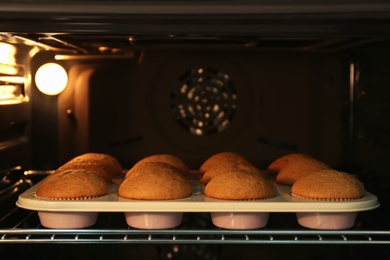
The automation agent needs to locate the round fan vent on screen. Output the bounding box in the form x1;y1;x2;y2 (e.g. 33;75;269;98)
171;68;237;136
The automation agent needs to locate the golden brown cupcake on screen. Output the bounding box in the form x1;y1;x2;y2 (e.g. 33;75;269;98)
119;161;192;200
276;157;331;186
204;169;274;200
199;152;249;175
291;169;365;201
67;152;123;176
267;153;313;175
128;154;189;176
36;169;108;200
201;160;262;185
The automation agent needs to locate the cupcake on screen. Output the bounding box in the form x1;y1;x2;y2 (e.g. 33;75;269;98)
126;153;189;177
267;153;313;175
205;169;274;200
201;160;263;185
119;161;192;229
204;169;275;229
276;157;331;186
35;169;108;228
291;169;365;201
120;161;191;200
291;169;365;229
199;152;249;175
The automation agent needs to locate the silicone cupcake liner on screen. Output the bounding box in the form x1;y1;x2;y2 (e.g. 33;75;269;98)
124;212;183;229
38;211;98;229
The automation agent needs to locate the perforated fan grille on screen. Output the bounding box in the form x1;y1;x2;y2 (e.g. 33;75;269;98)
171;68;237;136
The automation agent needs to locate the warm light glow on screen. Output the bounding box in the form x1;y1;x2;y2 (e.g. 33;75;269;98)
0;76;26;84
0;85;24;104
35;63;68;95
0;42;19;75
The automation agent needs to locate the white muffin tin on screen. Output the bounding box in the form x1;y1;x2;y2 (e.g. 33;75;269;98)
16;175;380;229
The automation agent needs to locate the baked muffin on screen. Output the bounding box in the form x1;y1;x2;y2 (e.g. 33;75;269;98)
120;161;191;229
127;154;189;177
201;160;262;185
67;152;123;176
119;161;192;200
35;169;108;228
267;153;313;175
276;157;331;186
290;169;366;230
36;169;108;200
291;169;365;201
204;167;274;229
204;168;274;200
199;152;249;175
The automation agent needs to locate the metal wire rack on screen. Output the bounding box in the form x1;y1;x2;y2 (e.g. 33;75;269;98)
1;209;390;245
2;229;390;245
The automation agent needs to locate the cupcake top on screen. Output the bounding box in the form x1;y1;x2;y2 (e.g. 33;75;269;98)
56;161;113;182
119;161;192;200
204;169;275;200
36;169;108;199
267;153;313;175
199;152;249;175
66;152;123;176
127;154;189;177
201;160;262;185
291;169;365;200
276;157;331;186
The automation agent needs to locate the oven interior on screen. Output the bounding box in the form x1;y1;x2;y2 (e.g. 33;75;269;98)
1;1;390;259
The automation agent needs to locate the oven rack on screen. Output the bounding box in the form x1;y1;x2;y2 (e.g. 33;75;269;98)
1;209;390;245
2;228;390;245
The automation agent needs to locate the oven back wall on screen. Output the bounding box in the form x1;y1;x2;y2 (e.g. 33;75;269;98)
53;48;344;170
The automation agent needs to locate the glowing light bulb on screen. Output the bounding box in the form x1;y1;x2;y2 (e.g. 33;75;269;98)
35;63;68;95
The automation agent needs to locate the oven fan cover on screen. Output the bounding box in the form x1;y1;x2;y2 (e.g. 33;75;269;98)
150;54;253;151
171;67;238;136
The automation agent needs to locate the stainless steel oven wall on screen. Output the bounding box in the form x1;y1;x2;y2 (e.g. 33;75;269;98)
30;46;347;170
348;40;390;177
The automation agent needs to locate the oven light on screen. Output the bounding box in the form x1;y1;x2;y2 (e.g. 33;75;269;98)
35;63;68;95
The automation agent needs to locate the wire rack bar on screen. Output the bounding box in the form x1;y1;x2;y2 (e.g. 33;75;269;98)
1;229;390;244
